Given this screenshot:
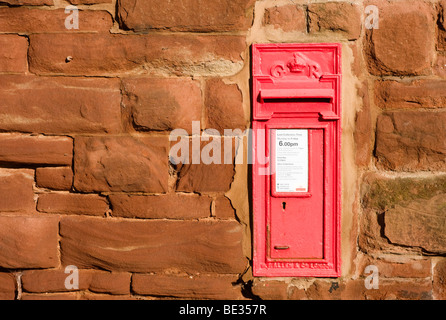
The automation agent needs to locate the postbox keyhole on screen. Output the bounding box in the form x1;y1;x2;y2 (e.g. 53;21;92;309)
282;202;286;211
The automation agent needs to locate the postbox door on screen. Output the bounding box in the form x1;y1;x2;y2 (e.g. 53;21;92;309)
269;128;324;260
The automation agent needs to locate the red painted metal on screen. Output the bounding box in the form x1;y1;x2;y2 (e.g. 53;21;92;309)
252;43;342;277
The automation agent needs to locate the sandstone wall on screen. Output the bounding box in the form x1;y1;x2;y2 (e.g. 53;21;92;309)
0;0;445;300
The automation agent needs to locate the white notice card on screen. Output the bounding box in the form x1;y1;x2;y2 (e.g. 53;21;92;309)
275;129;309;193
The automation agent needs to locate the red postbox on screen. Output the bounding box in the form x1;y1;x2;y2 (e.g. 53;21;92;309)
252;43;341;277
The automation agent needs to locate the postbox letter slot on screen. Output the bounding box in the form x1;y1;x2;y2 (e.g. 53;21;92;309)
259;88;334;101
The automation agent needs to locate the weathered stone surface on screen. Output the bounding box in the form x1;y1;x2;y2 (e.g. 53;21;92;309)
175;137;236;193
0;0;52;4
22;269;131;295
80;293;136;300
0;8;113;33
434;53;446;77
29;33;246;76
37;193;109;216
68;0;111;4
360;174;446;253
74;136;169;193
252;278;432;300
308;2;362;40
441;0;446;30
0;35;27;73
109;194;211;219
0;76;122;134
0;134;72;166
307;278;432;300
36;167;73;191
22;269;87;293
205;79;246;134
385;194;446;254
214;196;236;219
0;169;35;213
0;273;16;300
117;0;254;32
434;259;446;300
60;216;246;273
375;80;446;109
21;293;78;300
375;111;446;171
176;163;235;193
132;274;244;299
361;173;446;211
358;209;389;253
439;0;446;50
263;5;306;32
354;82;372;167
251;279;290;300
0;216;59;269
122;78;202;133
88;271;131;295
357;254;431;278
365;0;435;75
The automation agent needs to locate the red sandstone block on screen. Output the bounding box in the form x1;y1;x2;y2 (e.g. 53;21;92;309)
357;254;432;279
21;293;78;300
438;0;446;50
0;273;16;300
251;279;290;300
73;136;169;193
0;169;35;213
375;80;446;109
375;111;446;171
36;167;73;191
1;0;53;5
434;259;446;299
306;278;432;300
0;8;113;33
132;274;244;299
60;216;246;273
22;269;131;295
109;194;211;219
308;2;362;40
117;0;254;32
205;78;246;134
364;0;435;76
28;33;246;76
263;4;306;32
0;216;59;269
37;193;109;216
0;134;72;166
385;194;446;255
0;35;27;73
0;76;122;134
214;196;236;219
175;137;236;193
68;0;112;4
122;77;202;133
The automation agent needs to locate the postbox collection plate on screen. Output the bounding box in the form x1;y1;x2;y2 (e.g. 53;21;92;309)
252;43;341;277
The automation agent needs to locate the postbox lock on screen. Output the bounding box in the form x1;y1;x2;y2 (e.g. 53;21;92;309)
253;43;341;278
